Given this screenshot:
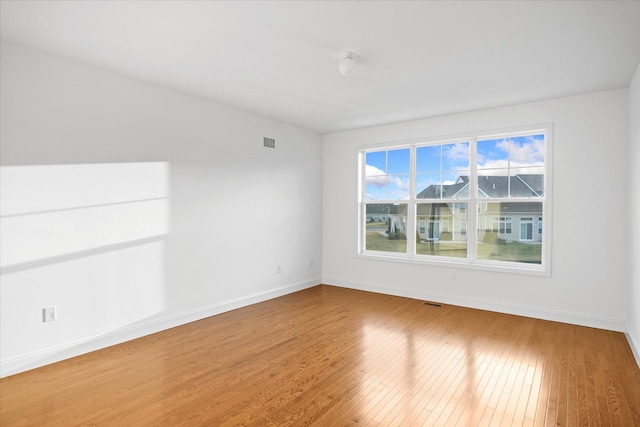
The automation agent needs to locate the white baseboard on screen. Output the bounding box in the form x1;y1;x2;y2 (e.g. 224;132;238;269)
4;277;631;378
0;278;321;378
625;329;640;369
323;276;627;333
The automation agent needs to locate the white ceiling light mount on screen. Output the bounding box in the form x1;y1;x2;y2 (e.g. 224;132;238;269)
339;52;356;76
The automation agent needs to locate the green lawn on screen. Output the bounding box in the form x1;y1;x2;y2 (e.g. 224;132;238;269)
366;222;388;230
365;231;407;253
477;241;542;264
417;241;467;258
365;231;541;264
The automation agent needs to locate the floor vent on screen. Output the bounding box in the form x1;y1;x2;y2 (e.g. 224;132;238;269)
424;301;443;307
263;137;276;149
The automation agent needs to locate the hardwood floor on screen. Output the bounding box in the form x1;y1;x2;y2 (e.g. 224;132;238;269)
1;285;639;426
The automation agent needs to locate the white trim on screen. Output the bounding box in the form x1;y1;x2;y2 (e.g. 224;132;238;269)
323;276;625;332
359;245;549;277
625;333;640;369
358;124;552;276
0;278;321;378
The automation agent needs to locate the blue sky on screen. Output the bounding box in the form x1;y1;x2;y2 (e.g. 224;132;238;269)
365;148;410;200
477;135;545;171
365;134;544;200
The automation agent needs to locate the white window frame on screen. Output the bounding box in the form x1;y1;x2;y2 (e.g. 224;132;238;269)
357;124;552;276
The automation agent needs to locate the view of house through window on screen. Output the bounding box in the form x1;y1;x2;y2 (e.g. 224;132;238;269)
360;127;550;273
365;203;407;253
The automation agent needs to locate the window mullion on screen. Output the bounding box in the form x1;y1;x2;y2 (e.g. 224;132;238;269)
407;145;416;256
468;138;478;262
359;152;367;254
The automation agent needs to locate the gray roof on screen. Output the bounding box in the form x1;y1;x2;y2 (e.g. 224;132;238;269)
417;174;543;199
366;204;391;215
366;204;407;215
486;201;542;214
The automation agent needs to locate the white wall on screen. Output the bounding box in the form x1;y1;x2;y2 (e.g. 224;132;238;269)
323;89;630;331
0;41;323;377
628;62;640;364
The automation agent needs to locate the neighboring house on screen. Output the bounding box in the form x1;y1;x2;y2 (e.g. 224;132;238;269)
366;174;543;243
365;204;391;223
477;201;543;244
365;204;407;238
414;174;544;243
416;202;468;242
388;204;407;237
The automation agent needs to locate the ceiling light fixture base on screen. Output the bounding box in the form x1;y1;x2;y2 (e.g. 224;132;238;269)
339;52;356;76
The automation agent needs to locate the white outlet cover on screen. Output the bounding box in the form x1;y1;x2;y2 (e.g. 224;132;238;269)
43;306;57;322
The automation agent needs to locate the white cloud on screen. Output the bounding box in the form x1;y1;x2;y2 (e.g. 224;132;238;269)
390;175;410;191
365;164;385;176
496;139;510;152
477;137;544;171
444;143;469;162
389;190;410;200
365;164;386;187
365;164;410;192
510;137;544;164
477;162;544;176
477;159;510;171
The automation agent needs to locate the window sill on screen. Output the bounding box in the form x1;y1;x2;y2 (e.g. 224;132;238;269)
357;251;551;277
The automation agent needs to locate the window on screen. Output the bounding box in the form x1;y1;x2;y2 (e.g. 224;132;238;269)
492;216;512;234
460;222;467;236
364;148;410;201
359;125;551;274
519;218;534;241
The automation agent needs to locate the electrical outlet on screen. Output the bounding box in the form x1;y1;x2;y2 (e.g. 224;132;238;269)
309;258;314;267
449;269;456;280
43;306;57;322
276;264;282;274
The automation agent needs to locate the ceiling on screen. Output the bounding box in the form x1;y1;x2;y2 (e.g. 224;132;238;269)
1;1;639;134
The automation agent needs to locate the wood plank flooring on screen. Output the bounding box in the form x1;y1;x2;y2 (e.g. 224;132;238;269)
1;285;639;426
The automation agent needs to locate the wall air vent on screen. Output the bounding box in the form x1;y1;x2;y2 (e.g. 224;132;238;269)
263;137;276;149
